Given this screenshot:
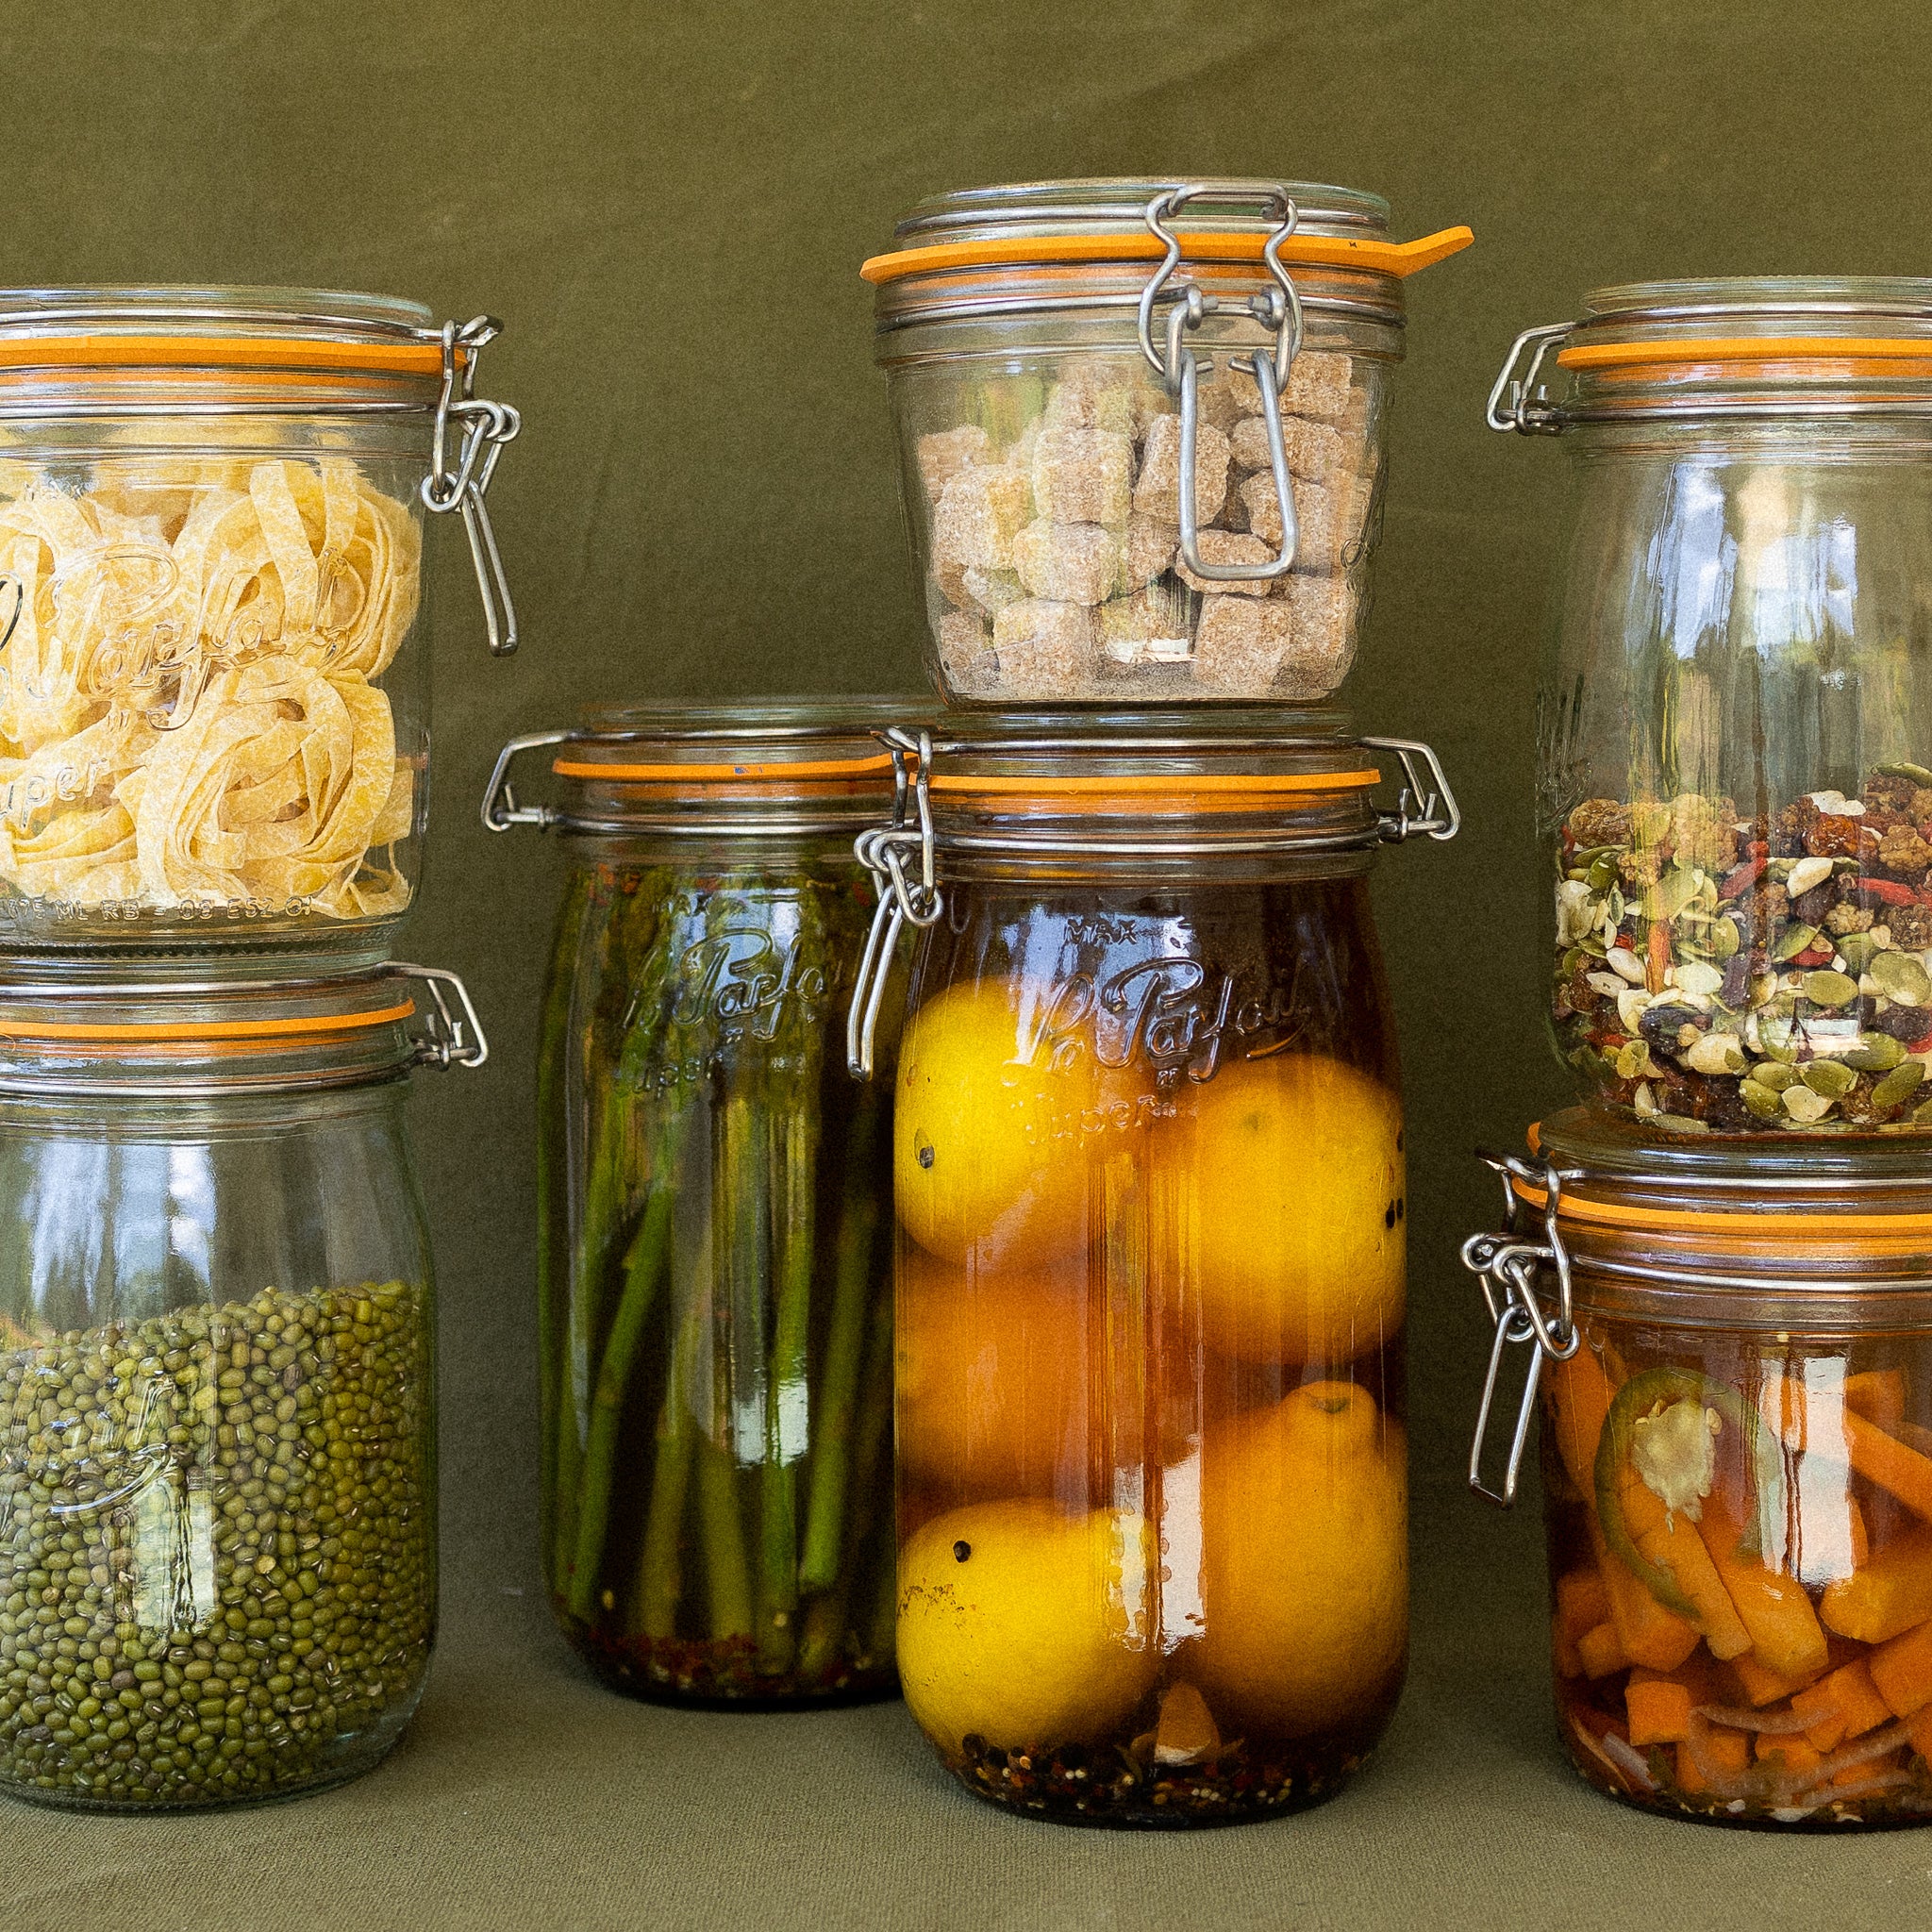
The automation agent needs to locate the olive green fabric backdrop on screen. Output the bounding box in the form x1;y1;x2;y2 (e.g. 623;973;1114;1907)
12;3;1932;1925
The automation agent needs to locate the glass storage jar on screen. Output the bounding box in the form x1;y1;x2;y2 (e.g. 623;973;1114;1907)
486;701;924;1705
0;961;486;1810
0;287;521;972
1465;1108;1932;1828
1493;279;1932;1133
847;710;1457;1824
866;179;1471;706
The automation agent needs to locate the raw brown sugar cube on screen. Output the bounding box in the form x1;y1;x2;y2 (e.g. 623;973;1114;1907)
1132;415;1230;524
1229;351;1354;424
1012;519;1122;605
1191;595;1295;690
1119;513;1178;593
961;565;1026;614
1100;587;1194;667
1239;472;1347;571
1041;366;1139;435
1032;426;1132;527
932;464;1033;571
991;598;1098;696
1274;574;1359;696
1229;412;1347;481
1174;529;1280;598
935;608;992;683
1006;419;1042;471
916;425;992;502
1195;374;1248;434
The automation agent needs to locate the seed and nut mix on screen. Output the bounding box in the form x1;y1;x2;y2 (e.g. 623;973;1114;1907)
0;1279;431;1807
916;355;1377;702
1552;766;1932;1131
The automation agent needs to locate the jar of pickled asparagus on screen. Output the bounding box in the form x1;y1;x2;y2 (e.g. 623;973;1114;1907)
0;287;521;973
846;710;1457;1824
487;702;924;1704
1492;279;1932;1133
0;962;486;1810
866;180;1471;706
1466;1108;1932;1827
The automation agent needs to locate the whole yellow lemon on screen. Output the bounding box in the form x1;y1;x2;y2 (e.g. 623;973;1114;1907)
1176;1053;1404;1365
896;1245;1091;1504
898;1499;1158;1755
1192;1380;1407;1738
894;976;1098;1270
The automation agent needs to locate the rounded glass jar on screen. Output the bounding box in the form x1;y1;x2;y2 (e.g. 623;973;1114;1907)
489;701;923;1705
0;963;485;1810
851;710;1457;1824
0;287;520;974
867;180;1470;706
1495;279;1932;1132
1466;1109;1932;1828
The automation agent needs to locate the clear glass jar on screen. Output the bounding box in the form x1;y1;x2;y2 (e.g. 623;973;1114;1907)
867;180;1470;706
1494;279;1932;1132
489;702;924;1705
0;963;485;1810
1466;1109;1932;1828
848;710;1457;1824
0;288;521;973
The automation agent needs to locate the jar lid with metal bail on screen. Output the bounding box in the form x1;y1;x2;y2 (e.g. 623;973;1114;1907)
1489;275;1932;434
0;961;486;1095
481;698;935;842
0;286;523;652
842;707;1459;1075
1460;1106;1932;1509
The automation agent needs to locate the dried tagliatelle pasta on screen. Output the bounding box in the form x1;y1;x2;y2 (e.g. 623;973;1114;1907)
0;454;420;920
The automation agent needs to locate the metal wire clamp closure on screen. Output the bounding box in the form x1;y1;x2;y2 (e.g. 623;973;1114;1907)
481;730;570;832
1461;1154;1580;1506
1137;183;1302;585
1486;322;1573;434
422;317;524;656
1363;737;1460;843
393;962;490;1070
847;727;941;1081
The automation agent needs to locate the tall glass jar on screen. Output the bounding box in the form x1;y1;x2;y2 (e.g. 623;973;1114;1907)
0;963;485;1809
847;711;1457;1824
0;288;521;974
867;180;1471;705
487;702;924;1705
1493;280;1932;1133
1466;1110;1932;1828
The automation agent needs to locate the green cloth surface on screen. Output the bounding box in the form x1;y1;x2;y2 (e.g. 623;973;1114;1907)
9;0;1932;1923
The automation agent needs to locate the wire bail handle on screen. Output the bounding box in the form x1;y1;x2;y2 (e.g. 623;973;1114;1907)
1363;736;1462;843
1486;322;1574;434
393;962;489;1070
422;316;524;656
846;727;941;1081
1136;183;1303;586
1460;1154;1580;1507
480;730;570;833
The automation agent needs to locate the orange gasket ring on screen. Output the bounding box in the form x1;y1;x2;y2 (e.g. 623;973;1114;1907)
554;754;895;784
0;999;416;1043
929;768;1381;797
861;225;1474;286
1508;1171;1932;1241
0;335;462;375
1558;336;1932;374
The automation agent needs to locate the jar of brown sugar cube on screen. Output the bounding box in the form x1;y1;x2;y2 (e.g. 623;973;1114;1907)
863;179;1470;706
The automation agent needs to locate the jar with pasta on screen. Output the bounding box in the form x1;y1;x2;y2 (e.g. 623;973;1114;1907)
0;288;520;971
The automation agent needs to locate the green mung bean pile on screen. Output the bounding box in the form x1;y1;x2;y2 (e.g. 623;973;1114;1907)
0;1278;432;1808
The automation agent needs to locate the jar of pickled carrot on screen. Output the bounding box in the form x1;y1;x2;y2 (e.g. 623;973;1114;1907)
848;709;1457;1824
1465;1108;1932;1827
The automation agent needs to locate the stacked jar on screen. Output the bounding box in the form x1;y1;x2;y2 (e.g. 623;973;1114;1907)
858;177;1470;1824
0;287;511;1809
1468;279;1932;1828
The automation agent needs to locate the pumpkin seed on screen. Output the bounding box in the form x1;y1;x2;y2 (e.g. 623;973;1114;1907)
1682;1031;1747;1075
1782;1084;1837;1123
1642;866;1704;923
1614;1040;1651;1080
1803;970;1859;1008
1915;1097;1932;1125
1587;853;1620;891
1740;1079;1785;1121
1801;1059;1857;1098
1876;761;1932;786
1707;915;1741;962
1870;951;1932;1007
1751;1061;1801;1092
1872;1061;1927;1111
1845;1032;1907;1074
1773;924;1819;963
1837;932;1881;975
1653;1112;1711;1134
1674;959;1725;998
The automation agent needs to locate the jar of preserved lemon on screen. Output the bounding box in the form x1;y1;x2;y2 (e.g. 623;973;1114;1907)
847;710;1457;1824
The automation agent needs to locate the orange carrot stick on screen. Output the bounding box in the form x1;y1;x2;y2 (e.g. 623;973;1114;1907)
1678;1725;1749;1796
1869;1617;1932;1720
1791;1657;1892;1752
1697;1495;1829;1681
1724;1648;1827;1707
1626;1675;1696;1746
1547;1349;1616;1498
1845;1369;1907;1432
1578;1620;1629;1679
1821;1523;1932;1643
1844;1411;1932;1523
1587;1515;1701;1672
1617;1475;1751;1659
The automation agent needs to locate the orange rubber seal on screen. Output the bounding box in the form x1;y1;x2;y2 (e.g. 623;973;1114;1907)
1507;1171;1932;1241
554;755;896;784
861;225;1474;286
930;768;1380;796
0;999;416;1043
0;335;461;376
1558;337;1932;374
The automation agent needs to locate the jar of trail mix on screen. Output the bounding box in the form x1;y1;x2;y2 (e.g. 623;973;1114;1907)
0;962;486;1810
1466;1109;1932;1828
485;702;926;1705
866;180;1470;706
0;287;521;972
1492;279;1932;1133
846;710;1457;1824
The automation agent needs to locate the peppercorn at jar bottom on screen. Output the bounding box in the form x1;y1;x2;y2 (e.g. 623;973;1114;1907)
1553;767;1932;1130
0;1279;433;1810
1545;1335;1932;1826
